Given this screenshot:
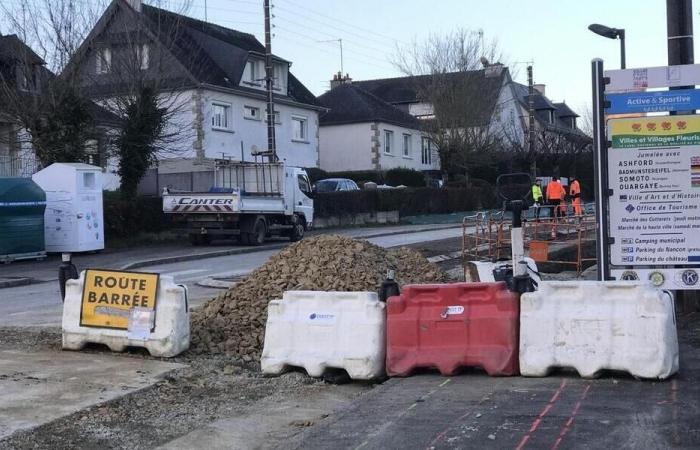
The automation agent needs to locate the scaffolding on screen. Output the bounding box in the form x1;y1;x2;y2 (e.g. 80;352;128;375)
462;203;598;276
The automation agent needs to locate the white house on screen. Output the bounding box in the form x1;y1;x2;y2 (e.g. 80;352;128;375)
317;81;440;173
67;0;322;192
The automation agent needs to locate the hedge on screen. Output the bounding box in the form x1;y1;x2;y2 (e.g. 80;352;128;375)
103;186;497;240
314;187;495;218
103;192;171;239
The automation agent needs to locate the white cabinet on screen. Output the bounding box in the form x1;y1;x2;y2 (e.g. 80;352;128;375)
32;163;105;253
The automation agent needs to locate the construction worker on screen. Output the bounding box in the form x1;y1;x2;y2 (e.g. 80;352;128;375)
546;176;566;220
532;178;544;220
570;177;582;216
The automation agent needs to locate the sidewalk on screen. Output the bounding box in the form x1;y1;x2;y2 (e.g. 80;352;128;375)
0;222;462;287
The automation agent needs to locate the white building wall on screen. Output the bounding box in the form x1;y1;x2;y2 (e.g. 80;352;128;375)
490;81;525;146
376;122;440;172
160;88;319;168
318;123;372;171
201;88;319;167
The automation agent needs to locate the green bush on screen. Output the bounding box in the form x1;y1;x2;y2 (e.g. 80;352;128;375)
314;187;495;218
385;168;426;187
103;191;172;240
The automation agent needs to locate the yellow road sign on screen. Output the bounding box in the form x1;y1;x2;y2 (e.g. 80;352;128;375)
80;269;159;330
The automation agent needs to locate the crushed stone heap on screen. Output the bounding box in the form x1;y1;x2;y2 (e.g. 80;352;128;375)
190;234;447;361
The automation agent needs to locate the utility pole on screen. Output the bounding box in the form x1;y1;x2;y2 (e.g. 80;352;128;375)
666;0;694;67
264;0;277;161
667;0;699;312
527;65;536;178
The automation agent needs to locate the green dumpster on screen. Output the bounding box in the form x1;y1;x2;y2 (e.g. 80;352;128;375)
0;178;47;262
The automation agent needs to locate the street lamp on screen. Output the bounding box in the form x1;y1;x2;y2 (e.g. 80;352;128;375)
588;23;626;69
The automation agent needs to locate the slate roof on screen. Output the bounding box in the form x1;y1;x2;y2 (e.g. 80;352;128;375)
0;34;44;65
553;102;579;118
139;4;319;107
512;82;557;110
353;69;506;127
317;83;420;128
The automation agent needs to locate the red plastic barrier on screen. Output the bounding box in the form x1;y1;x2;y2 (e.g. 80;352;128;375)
386;282;519;377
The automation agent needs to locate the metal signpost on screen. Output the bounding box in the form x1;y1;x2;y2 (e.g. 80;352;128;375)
593;59;700;289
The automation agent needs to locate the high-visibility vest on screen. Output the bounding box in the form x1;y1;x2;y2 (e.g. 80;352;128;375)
546;181;565;200
570;180;581;197
532;184;543;201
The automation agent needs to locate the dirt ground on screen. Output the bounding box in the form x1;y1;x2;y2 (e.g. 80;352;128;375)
4;238;693;449
0;243;460;450
0;325;374;450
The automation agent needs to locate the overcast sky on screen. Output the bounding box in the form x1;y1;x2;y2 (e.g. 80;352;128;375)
191;0;695;117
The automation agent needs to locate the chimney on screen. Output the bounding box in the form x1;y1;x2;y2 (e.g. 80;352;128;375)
533;83;545;96
329;71;352;89
126;0;142;12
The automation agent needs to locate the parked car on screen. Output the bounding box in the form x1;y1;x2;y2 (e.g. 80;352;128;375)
314;178;360;193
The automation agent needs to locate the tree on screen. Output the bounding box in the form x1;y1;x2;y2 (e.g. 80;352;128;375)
116;85;165;198
394;29;506;184
0;0;106;167
1;0;196;191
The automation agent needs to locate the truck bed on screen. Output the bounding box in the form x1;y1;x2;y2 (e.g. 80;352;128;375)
162;192;286;214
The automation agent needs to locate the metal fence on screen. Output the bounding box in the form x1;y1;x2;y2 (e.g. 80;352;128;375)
462;203;598;276
0;155;38;178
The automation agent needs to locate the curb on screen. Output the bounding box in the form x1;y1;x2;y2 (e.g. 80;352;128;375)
0;277;34;289
120;224;464;271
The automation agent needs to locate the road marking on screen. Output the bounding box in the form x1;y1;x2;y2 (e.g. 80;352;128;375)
353;440;368;450
550;383;591;450
163;269;207;278
515;379;568;450
439;379;452;387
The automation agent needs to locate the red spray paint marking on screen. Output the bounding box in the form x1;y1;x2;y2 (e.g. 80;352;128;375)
550;384;591;450
514;379;568;450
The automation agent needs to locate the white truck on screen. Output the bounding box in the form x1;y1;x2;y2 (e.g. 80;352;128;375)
162;161;314;245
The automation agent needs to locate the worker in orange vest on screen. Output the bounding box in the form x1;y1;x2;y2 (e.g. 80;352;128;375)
570;177;582;216
546;176;566;219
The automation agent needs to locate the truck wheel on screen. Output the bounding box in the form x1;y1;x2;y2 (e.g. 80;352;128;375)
289;222;305;242
250;218;266;246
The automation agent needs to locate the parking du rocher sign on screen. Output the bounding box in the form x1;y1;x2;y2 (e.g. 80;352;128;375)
608;115;700;266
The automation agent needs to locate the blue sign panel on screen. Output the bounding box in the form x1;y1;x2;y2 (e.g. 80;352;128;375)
606;88;700;114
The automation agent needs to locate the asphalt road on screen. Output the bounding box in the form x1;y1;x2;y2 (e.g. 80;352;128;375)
0;226;464;328
286;313;700;450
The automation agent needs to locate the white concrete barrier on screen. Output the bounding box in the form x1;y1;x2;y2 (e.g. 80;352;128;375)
62;272;190;357
261;291;386;380
520;281;679;379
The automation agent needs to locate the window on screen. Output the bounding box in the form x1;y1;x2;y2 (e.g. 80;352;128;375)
292;116;307;141
273;64;282;91
138;44;150;70
384;130;394;154
211;102;231;130
244;105;261;120
297;174;312;196
96;47;111;74
548;110;555;124
245;60;258;84
402;133;411;158
421;137;432;165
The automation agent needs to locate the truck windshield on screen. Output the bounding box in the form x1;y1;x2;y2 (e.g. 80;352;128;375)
315;180;338;193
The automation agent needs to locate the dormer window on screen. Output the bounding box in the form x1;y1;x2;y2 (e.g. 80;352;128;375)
138;44;149;70
273;64;282;91
96;47;111;74
244;60;259;85
16;65;39;92
548;110;555;124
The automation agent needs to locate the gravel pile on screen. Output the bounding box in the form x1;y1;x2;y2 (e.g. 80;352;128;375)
190;234;446;361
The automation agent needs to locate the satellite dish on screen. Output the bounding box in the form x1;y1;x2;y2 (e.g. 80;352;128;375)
250;144;261;155
480;56;490;67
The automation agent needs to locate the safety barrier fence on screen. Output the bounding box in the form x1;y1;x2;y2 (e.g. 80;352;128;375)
462;203;598;275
